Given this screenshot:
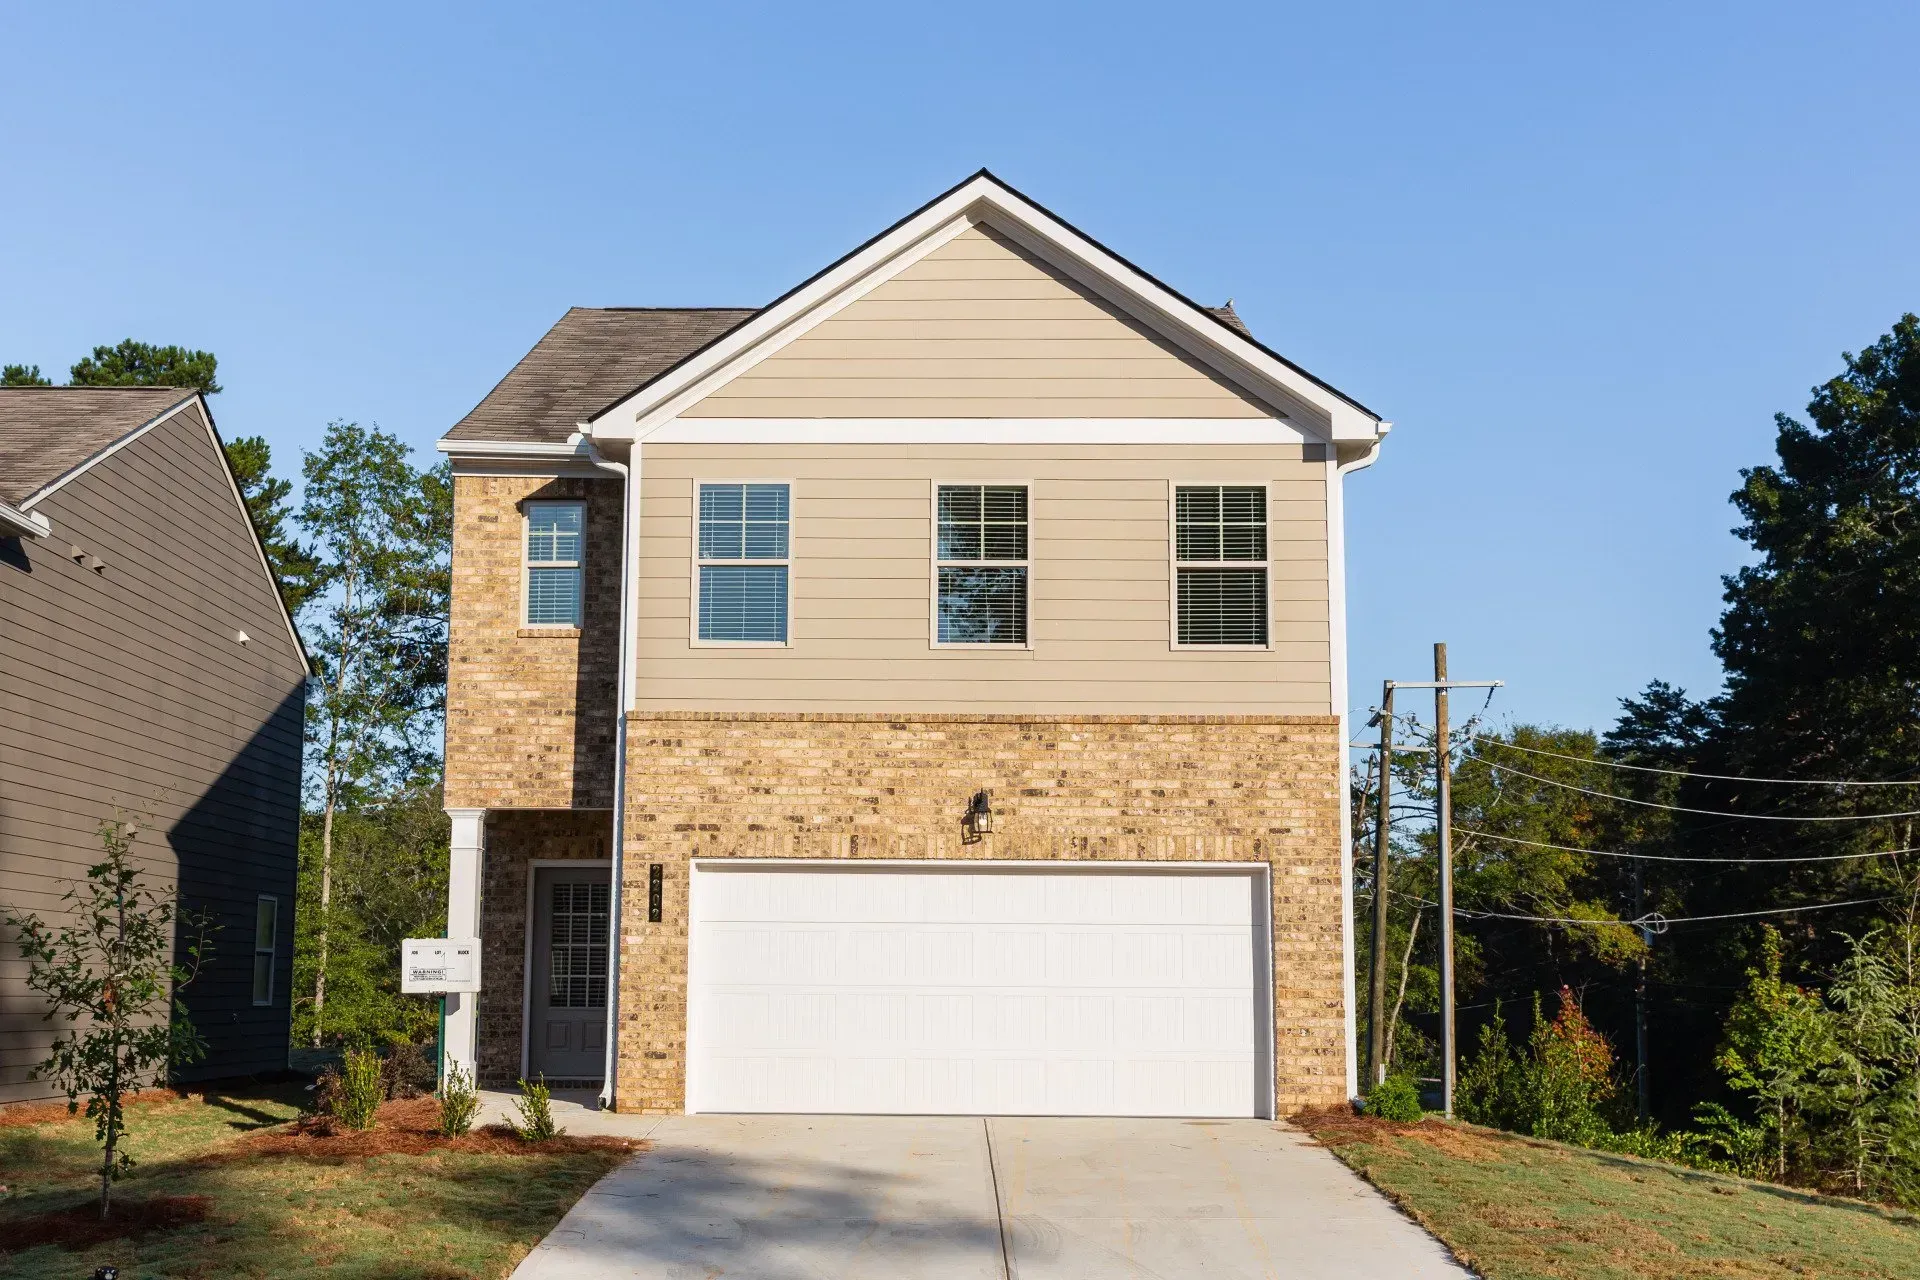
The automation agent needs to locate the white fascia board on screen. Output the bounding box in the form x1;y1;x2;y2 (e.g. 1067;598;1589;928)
587;173;1385;447
646;417;1313;445
19;393;200;508
0;500;49;537
435;437;593;458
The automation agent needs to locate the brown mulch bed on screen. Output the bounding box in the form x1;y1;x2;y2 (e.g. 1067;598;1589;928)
6;1194;211;1252
1292;1104;1516;1162
214;1096;644;1162
0;1089;188;1129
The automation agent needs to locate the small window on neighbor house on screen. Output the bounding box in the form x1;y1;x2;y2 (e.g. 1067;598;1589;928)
937;484;1029;645
697;483;790;643
1175;485;1269;646
252;896;277;1006
525;501;585;626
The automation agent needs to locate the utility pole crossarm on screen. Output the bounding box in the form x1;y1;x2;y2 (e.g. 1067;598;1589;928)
1383;680;1505;690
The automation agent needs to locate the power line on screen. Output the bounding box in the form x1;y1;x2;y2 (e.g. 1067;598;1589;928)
1459;897;1887;927
1478;758;1920;822
1471;734;1920;788
1454;827;1913;864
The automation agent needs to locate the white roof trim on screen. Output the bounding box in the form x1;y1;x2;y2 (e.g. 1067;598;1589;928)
586;172;1385;445
646;417;1313;446
19;393;200;509
436;437;593;458
0;499;49;537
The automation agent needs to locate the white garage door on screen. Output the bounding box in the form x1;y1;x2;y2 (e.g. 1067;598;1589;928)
687;862;1270;1117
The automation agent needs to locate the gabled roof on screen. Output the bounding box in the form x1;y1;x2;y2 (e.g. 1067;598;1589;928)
0;387;196;506
585;169;1384;445
0;386;310;670
445;307;757;444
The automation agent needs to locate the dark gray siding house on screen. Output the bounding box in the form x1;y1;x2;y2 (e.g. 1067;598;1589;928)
0;388;308;1104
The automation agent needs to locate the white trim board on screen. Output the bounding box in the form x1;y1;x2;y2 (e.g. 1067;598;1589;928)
588;173;1385;448
645;418;1315;445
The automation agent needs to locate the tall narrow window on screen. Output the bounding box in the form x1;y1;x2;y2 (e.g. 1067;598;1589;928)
1174;485;1269;646
936;484;1029;645
549;881;610;1008
697;482;789;643
252;896;278;1006
526;501;584;626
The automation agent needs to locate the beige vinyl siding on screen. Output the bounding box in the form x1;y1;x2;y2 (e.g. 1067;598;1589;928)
683;224;1278;419
634;444;1329;714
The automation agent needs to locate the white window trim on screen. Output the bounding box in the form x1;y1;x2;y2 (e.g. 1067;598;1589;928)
1168;479;1274;652
252;894;278;1007
929;479;1035;652
689;477;795;648
523;499;586;629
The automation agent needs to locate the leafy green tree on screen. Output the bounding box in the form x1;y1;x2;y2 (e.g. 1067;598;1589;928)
297;421;450;1044
1719;927;1839;1181
3;819;216;1219
68;339;221;394
223;433;319;612
2;362;51;386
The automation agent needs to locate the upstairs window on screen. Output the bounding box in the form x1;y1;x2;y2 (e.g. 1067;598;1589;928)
252;895;278;1006
936;484;1029;646
698;482;789;643
1174;485;1269;646
526;501;585;627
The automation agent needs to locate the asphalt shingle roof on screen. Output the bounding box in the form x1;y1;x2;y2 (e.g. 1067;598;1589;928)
445;308;759;444
0;387;197;506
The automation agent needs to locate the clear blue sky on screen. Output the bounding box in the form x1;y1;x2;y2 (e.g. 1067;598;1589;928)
7;2;1916;737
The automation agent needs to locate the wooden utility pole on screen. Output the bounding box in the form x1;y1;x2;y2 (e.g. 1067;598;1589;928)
1634;861;1650;1125
1367;682;1394;1086
1434;642;1457;1119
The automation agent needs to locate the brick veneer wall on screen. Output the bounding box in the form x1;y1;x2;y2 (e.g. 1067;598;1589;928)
475;809;612;1086
611;711;1347;1115
444;475;621;811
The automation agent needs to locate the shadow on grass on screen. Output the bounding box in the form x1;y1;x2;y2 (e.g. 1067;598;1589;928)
198;1092;299;1131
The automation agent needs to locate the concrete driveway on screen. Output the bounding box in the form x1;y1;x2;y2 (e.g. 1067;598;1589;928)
508;1111;1468;1279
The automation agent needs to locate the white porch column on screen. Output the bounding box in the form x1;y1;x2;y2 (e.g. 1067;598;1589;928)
444;807;486;1079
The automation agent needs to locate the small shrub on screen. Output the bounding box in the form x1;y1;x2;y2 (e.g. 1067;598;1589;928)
335;1048;384;1131
510;1075;561;1142
1368;1073;1425;1123
380;1039;438;1100
437;1063;479;1138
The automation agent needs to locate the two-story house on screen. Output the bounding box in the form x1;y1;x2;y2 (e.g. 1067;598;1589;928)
437;172;1388;1118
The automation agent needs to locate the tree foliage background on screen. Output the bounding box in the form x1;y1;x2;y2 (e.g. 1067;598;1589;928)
1357;314;1920;1206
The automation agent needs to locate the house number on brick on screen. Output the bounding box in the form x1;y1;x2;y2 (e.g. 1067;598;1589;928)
648;864;663;922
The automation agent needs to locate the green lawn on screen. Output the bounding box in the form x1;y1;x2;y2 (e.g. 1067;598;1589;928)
1299;1110;1920;1280
0;1085;637;1279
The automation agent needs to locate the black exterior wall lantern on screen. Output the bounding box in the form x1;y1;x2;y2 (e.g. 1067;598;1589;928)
961;789;994;844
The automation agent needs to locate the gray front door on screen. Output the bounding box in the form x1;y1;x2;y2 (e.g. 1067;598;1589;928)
528;866;611;1084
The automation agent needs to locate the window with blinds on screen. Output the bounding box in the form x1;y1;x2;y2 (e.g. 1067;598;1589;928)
526;501;584;626
1174;485;1269;646
936;484;1029;645
548;881;609;1008
698;482;790;643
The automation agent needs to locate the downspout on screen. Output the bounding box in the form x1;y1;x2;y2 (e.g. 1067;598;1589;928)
1330;426;1387;1104
572;431;636;1111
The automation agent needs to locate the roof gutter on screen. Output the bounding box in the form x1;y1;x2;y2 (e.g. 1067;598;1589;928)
0;499;50;538
569;428;636;1112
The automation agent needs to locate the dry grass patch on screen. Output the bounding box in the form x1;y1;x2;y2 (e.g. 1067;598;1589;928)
1295;1108;1920;1280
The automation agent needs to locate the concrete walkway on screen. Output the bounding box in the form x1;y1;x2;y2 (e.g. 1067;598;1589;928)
504;1107;1468;1279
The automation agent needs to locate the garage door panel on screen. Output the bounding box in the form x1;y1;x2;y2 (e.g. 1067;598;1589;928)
690;864;1267;1116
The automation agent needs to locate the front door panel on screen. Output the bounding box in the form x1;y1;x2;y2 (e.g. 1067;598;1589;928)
528;866;611;1084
